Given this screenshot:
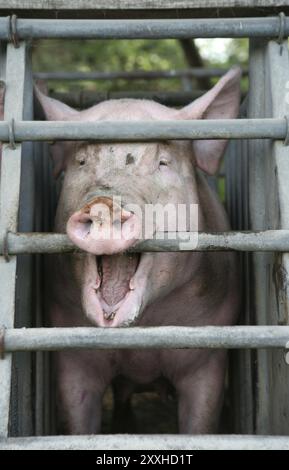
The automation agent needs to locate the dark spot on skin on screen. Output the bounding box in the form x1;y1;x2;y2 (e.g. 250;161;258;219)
126;153;135;165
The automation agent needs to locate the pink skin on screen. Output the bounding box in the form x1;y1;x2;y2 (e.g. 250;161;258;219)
38;67;241;434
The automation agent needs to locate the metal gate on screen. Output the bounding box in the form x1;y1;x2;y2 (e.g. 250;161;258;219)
1;2;289;450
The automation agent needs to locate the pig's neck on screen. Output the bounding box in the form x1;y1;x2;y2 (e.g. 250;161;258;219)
195;169;230;232
174;168;233;300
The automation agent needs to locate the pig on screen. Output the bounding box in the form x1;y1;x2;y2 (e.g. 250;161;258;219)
36;66;240;435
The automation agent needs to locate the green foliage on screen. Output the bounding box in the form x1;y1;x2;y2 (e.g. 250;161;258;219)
32;38;248;93
33;39;187;92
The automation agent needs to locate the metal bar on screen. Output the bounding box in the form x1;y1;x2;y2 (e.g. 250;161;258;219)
0;0;287;12
34;67;249;81
11;39;35;437
0;118;286;142
248;38;273;435
0;17;289;40
2;231;289;254
0;433;289;450
3;326;289;352
0;42;27;437
49;90;206;109
255;39;289;435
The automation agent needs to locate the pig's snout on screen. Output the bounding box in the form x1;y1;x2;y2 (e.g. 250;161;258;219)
66;196;141;255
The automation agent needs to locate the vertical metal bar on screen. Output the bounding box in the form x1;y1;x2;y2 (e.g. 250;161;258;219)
10;41;35;437
249;38;268;434
0;42;27;437
34;141;46;436
34;141;55;436
257;39;289;435
242;38;270;434
181;75;193;92
247;38;289;435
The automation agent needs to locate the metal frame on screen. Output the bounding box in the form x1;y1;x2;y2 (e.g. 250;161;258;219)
247;38;289;435
11;38;35;437
0;16;289;39
0;118;287;141
0;42;27;438
1;434;289;450
0;0;287;13
1;326;289;352
2;230;289;253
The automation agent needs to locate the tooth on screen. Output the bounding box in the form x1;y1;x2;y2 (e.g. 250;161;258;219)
103;311;116;321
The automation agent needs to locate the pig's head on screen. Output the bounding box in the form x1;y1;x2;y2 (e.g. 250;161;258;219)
35;67;241;327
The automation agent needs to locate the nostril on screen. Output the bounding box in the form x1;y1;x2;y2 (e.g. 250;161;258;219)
89;202;133;226
73;216;92;240
76;222;91;239
89;203;111;224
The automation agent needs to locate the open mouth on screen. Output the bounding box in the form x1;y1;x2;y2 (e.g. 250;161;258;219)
97;252;141;320
67;196;146;326
83;252;145;327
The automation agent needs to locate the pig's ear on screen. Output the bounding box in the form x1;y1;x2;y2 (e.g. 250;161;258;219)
34;86;78;178
34;85;78;121
178;66;241;175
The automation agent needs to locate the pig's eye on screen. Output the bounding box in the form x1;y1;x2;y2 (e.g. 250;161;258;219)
159;159;169;168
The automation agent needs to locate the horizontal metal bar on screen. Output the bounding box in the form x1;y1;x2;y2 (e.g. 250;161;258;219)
0;17;289;40
3;326;289;351
2;231;289;254
0;434;289;450
0;119;286;142
34;67;249;81
49;90;207;109
0;0;287;12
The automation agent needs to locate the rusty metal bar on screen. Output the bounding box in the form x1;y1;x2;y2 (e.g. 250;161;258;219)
2;326;289;352
0;118;287;142
1;231;289;254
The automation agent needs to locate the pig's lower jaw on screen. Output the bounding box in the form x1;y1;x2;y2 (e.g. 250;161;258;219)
82;253;146;327
83;286;143;327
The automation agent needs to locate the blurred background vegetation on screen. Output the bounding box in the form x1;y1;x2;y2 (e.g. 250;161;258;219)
32;38;248;94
